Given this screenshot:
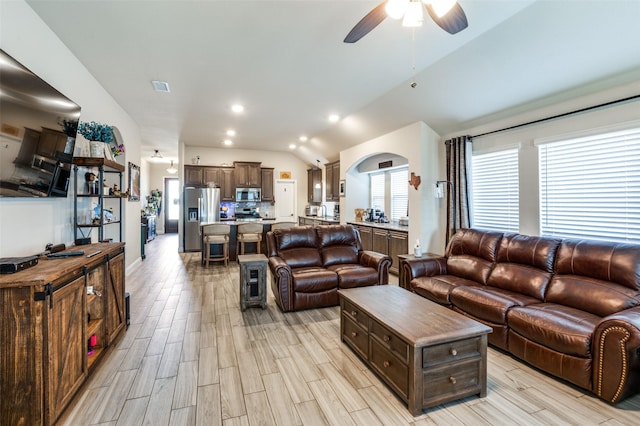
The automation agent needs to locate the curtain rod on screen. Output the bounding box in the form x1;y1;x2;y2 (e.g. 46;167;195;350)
471;93;640;139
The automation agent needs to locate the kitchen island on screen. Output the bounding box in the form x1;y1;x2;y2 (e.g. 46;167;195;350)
199;219;282;262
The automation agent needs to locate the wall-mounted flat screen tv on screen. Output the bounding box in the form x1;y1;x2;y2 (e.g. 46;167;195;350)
0;49;81;198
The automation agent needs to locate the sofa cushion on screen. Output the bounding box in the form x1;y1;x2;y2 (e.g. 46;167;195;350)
546;275;640;318
291;267;338;293
278;248;322;269
507;303;600;357
327;264;378;288
487;234;561;300
410;275;479;305
445;229;503;285
450;286;539;325
317;225;360;266
556;239;640;291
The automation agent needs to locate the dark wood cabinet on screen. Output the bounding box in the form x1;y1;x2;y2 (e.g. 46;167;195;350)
37;128;67;158
357;224;408;274
354;224;373;251
220;167;235;201
325;160;340;201
203;167;222;186
0;243;126;426
234;161;261;187
184;166;204;186
307;168;322;204
261;168;274;202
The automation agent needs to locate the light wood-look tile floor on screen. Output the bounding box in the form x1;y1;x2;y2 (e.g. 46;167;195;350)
59;234;640;425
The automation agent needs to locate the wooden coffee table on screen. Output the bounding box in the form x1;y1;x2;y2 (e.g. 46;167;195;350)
338;286;492;415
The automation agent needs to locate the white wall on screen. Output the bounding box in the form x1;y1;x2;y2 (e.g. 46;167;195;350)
340;122;446;254
0;1;142;269
446;81;640;237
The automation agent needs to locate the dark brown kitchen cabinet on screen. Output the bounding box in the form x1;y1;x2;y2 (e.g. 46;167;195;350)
325;160;340;201
234;161;261;187
204;167;222;186
0;243;126;426
372;228;408;274
354;224;373;251
184;166;204;186
307;168;322;204
220;167;235;201
261;168;274;202
37;127;67;158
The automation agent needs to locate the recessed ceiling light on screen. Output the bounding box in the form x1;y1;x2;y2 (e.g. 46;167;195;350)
289;144;296;149
223;139;233;146
299;135;308;142
231;104;244;113
328;114;340;123
151;80;170;93
226;129;236;136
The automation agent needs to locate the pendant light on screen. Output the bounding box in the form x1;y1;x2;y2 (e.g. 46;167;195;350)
167;160;177;174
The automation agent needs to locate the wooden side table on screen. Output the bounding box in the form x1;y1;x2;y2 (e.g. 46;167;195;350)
238;254;268;311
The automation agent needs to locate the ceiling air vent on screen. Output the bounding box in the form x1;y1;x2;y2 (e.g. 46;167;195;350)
378;160;393;169
151;80;171;93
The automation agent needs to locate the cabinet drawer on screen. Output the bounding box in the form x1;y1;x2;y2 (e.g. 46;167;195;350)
370;338;408;399
342;315;369;360
423;337;482;368
342;300;369;329
423;358;481;405
370;319;408;363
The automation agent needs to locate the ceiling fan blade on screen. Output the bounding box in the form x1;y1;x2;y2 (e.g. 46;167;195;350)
344;1;388;43
425;2;468;35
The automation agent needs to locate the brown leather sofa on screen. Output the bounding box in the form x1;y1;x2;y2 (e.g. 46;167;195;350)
266;225;391;312
400;228;640;404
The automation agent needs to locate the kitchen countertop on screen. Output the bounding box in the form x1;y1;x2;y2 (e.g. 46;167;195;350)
347;221;409;232
299;215;340;223
201;218;279;226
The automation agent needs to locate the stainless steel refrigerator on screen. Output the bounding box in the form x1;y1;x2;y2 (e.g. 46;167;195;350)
184;187;220;251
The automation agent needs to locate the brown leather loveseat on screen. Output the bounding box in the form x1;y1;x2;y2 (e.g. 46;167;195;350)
266;225;391;312
400;228;640;404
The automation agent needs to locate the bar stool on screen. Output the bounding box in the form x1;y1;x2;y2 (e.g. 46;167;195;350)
236;222;263;256
202;224;230;266
270;221;297;230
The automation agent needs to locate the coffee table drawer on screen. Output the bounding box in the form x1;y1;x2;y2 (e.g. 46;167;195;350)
370;319;409;363
342;300;369;329
342;315;369;360
423;358;481;405
370;339;408;399
423;337;482;368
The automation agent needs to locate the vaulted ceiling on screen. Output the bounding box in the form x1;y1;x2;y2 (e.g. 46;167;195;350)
27;1;640;166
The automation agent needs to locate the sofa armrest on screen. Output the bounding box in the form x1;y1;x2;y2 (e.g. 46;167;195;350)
400;256;448;288
359;251;392;284
593;306;640;403
268;256;294;312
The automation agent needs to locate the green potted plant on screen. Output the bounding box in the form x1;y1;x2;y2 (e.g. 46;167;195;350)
78;121;114;157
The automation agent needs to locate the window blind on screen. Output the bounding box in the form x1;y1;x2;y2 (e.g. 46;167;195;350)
370;173;385;210
539;127;640;243
471;148;519;232
390;169;408;221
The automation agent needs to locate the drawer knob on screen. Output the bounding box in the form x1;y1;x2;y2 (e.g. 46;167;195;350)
383;335;390;342
449;376;457;384
351;310;357;316
351;331;357;338
450;348;458;356
383;361;390;368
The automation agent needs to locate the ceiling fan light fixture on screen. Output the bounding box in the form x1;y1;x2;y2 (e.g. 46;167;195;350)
385;0;408;20
427;0;457;18
167;160;177;174
402;0;424;27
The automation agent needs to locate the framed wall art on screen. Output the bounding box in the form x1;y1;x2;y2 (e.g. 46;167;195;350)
339;179;346;197
128;162;140;201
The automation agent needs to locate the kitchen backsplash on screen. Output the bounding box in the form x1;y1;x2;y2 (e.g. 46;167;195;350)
220;201;275;219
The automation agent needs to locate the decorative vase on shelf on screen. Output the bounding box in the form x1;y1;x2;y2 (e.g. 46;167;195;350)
89;141;104;158
78;121;114;158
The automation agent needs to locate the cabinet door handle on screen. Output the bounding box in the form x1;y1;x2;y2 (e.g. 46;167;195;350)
383;361;390;368
383;335;390;342
351;332;357;338
450;348;458;356
351;310;357;316
449;376;457;384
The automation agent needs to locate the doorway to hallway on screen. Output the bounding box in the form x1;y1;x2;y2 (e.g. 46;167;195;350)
164;177;179;233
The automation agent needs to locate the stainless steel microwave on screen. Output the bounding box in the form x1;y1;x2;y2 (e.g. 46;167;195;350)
236;187;261;202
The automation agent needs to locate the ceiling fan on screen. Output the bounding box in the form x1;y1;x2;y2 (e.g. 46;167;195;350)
344;0;468;43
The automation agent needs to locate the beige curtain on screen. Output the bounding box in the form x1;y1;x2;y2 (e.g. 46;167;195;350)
445;135;472;243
